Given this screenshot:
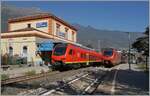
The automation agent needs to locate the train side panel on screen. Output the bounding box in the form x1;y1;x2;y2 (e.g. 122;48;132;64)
51;43;103;70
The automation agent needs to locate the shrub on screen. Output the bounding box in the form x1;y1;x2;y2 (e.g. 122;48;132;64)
25;70;36;76
1;74;9;80
138;64;149;73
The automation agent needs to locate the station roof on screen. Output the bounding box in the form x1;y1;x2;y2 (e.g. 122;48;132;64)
8;13;77;31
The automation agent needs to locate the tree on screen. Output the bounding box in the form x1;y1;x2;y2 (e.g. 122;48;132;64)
132;27;149;70
132;27;149;56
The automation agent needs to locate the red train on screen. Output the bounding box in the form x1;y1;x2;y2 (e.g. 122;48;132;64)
51;43;103;71
102;48;122;67
51;43;122;70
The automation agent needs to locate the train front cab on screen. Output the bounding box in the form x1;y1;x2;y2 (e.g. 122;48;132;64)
102;49;115;67
51;43;68;70
102;49;121;67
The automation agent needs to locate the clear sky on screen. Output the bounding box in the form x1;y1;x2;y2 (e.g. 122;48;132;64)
3;1;149;32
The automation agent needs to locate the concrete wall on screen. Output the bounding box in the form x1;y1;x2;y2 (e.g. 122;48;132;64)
52;20;77;42
9;19;49;33
1;37;38;64
9;18;77;42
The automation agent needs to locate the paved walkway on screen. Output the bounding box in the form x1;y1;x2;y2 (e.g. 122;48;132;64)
95;64;149;95
114;64;149;95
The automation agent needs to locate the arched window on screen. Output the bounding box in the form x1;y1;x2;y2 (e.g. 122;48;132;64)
9;46;13;56
23;46;27;57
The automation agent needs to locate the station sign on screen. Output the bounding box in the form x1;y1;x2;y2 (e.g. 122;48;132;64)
36;22;47;28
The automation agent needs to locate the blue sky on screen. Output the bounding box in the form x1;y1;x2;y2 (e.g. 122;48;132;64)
3;1;149;32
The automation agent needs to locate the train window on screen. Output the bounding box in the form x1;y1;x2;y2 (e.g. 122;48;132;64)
103;50;113;56
81;53;85;59
69;49;73;55
89;55;93;60
53;44;67;56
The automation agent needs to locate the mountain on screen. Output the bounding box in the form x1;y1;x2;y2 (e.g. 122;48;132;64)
72;24;144;49
1;3;144;49
1;3;46;32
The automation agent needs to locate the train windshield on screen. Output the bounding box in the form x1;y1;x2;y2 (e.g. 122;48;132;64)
103;50;113;56
53;44;67;56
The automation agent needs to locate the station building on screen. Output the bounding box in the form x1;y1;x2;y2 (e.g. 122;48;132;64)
1;13;77;65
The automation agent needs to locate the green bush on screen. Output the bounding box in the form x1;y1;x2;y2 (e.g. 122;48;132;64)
1;74;9;80
24;70;36;76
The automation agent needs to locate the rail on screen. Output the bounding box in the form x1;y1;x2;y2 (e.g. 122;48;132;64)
18;68;109;95
1;71;59;85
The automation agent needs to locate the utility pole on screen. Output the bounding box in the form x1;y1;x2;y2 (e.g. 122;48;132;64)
98;40;101;52
126;32;131;70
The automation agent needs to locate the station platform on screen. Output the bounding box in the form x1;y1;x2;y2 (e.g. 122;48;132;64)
95;63;149;95
1;65;50;78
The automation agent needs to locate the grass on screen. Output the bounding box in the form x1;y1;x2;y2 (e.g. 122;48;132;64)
1;74;9;80
137;64;149;73
24;70;36;76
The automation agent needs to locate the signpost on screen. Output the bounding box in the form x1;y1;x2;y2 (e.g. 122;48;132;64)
126;32;131;70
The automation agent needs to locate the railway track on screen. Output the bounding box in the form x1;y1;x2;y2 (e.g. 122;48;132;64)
1;67;93;86
18;67;109;95
1;71;59;85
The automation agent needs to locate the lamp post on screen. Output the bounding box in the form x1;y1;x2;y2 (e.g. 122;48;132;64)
126;32;131;70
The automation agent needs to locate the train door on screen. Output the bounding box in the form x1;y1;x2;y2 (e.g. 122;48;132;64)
68;48;75;63
86;53;90;66
77;50;80;62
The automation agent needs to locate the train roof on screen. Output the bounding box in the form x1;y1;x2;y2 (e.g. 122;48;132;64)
69;43;96;51
56;42;96;51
